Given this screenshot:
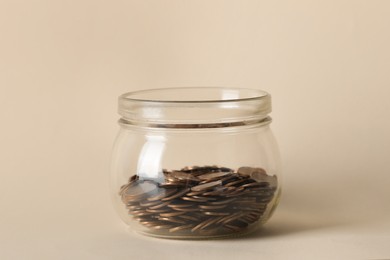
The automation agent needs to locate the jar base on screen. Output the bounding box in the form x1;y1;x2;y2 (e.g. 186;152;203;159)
130;223;262;240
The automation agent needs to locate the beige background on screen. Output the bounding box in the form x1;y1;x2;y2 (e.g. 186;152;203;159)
1;0;390;259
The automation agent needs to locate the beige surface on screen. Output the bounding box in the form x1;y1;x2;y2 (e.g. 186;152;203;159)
1;0;390;259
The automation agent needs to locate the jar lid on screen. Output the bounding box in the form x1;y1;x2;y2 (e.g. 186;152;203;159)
118;87;271;128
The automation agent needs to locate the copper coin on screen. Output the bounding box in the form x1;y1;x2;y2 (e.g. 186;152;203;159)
199;204;227;210
178;215;199;222
123;181;158;201
209;198;237;205
158;217;187;224
191;180;222;192
168;171;200;182
147;188;178;201
197;171;232;181
160;211;186;217
161;188;190;201
148;201;170;210
203;211;230;216
169;224;194;233
170;207;199;212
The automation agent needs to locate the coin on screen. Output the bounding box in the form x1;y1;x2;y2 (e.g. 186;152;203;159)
197;171;232;181
224;178;249;187
191;180;222;192
169;224;194;233
203;211;230;216
161;188;190;201
185;190;205;196
131;211;155;217
158;183;186;188
150;225;174;230
167;202;194;208
119;165;278;236
250;168;267;180
147;188;178;201
170;207;199;212
224;224;243;232
241;182;269;188
122;181;158;201
191;219;210;232
181;196;209;202
139;200;160;207
208;198;237;205
160;211;186;217
127;205;142;210
178;215;199;222
129;174;139;183
168;171;200;182
146;208;171;213
237;167;253;176
148;201;170;210
199;204;227;210
218;212;244;224
158;217;187;224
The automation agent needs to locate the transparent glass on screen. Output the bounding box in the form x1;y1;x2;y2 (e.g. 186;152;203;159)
110;87;282;239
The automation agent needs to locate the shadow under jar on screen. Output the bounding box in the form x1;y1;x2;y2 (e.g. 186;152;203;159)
110;87;282;239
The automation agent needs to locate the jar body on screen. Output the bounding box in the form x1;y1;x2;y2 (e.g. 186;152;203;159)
110;122;281;239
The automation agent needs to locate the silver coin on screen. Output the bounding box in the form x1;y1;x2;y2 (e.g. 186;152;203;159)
250;168;267;180
237;167;253;176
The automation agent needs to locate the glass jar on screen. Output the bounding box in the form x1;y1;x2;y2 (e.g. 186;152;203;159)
110;87;281;239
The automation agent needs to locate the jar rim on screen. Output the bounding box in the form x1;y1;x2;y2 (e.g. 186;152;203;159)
119;87;269;104
118;87;272;128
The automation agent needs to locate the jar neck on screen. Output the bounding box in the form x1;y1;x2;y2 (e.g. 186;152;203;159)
118;87;272;129
119;116;272;129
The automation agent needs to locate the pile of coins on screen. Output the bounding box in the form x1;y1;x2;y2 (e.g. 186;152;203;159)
119;166;278;236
